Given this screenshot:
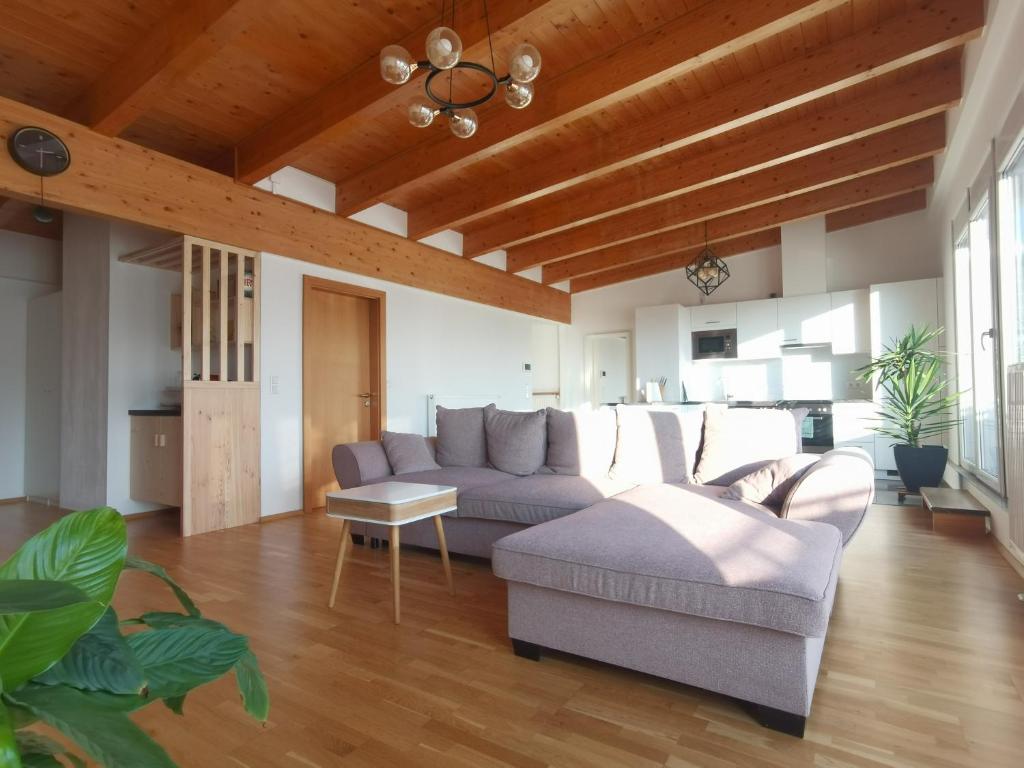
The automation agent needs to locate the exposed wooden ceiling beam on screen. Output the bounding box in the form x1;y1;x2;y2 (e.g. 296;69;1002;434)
233;0;568;185
570;230;783;294
460;55;961;256
825;188;928;231
543;159;934;284
63;0;256;135
507;116;945;274
0;95;568;322
334;0;848;216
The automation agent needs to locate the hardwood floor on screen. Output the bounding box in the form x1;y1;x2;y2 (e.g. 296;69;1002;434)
2;500;1023;767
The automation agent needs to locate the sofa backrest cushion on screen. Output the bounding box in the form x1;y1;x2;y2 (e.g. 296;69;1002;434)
381;431;440;474
694;405;805;485
609;405;696;484
723;453;820;511
484;405;547;476
544;408;618;477
435;405;489;467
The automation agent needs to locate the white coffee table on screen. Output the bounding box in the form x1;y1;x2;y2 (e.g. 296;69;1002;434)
326;482;456;623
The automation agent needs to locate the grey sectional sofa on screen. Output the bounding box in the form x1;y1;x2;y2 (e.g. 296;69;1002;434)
331;404;874;737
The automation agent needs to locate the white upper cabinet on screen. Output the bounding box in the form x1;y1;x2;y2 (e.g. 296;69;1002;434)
737;299;782;360
690;302;737;331
870;278;940;356
829;289;870;355
780;294;832;345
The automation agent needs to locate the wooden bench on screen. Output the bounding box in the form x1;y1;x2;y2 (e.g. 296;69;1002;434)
920;487;990;536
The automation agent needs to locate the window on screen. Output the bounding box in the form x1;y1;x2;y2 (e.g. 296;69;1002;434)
954;194;1002;487
997;142;1024;368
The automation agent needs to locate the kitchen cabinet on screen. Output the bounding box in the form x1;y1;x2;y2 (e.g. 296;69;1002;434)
829;289;870;355
780;294;832;345
832;401;876;459
130;415;182;507
690;302;737;331
870;278;941;357
737;299;782;360
634;304;689;402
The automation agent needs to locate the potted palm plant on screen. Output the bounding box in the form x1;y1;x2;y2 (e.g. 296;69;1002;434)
0;507;269;767
856;326;961;493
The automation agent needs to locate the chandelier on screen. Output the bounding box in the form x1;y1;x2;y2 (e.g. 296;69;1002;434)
686;222;731;296
379;1;542;139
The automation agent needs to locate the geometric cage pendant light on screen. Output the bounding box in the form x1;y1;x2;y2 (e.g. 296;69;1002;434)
379;0;541;139
686;221;731;296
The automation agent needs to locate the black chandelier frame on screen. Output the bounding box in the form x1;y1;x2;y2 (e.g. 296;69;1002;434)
421;60;513;111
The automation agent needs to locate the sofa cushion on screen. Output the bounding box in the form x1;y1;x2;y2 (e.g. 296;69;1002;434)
381;466;513;496
693;405;805;485
459;474;636;525
381;431;440;474
544;408;618;478
435;405;489;467
484;405;547;476
609;406;700;484
492;483;843;637
724;454;820;511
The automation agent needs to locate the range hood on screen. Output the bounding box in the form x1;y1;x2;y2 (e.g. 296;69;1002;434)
780;341;831;350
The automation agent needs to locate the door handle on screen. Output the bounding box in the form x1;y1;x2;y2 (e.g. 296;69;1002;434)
980;328;995;351
356;392;375;398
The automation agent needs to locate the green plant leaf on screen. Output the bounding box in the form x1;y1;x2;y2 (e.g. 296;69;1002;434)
123;558;200;617
0;700;21;768
5;685;176;768
15;731;85;768
33;608;145;695
234;650;270;721
162;695;185;716
0;581;94;615
127;626;248;700
0;509;127;691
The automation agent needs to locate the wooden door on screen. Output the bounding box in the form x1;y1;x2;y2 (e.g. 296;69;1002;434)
303;277;385;512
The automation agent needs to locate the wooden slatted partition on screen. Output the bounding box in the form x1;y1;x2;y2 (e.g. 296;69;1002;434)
177;236;261;535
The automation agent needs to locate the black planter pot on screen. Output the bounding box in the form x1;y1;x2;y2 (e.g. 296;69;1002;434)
893;444;948;493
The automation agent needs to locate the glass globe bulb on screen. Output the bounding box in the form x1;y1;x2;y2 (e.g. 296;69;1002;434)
448;108;478;139
408;100;437;128
380;44;415;85
508;43;541;83
426;27;462;70
504;81;534;110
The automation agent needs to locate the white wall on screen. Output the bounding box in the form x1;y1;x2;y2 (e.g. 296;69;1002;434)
827;209;939;290
106;222;182;515
258;171;537;517
24;291;61;501
0;285;28;499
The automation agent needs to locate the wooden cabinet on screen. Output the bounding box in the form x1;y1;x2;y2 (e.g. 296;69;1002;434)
736;298;781;360
170;291;253;349
780;294;832;345
130;415;182;507
690;302;737;331
829;289;870;355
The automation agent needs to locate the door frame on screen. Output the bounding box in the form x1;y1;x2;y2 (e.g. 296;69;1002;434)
302;276;386;510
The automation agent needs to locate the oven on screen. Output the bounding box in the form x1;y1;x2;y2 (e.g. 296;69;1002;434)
779;400;834;454
691;328;737;360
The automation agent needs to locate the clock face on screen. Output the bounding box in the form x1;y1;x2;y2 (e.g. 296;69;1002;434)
8;127;71;177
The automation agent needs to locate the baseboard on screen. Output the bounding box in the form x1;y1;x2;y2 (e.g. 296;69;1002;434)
994;537;1024;582
124;507;179;522
0;496;26;505
260;508;305;523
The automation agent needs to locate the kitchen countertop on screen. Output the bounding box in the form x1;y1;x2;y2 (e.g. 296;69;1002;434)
128;408;181;416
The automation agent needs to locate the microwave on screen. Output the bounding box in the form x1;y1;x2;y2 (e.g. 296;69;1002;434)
692;328;737;360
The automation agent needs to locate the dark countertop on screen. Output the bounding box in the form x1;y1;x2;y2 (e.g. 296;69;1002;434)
128;408;181;416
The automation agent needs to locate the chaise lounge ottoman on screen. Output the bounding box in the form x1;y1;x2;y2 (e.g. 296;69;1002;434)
491;483;845;737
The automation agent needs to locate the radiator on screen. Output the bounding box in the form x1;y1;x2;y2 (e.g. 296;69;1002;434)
1008;364;1024;551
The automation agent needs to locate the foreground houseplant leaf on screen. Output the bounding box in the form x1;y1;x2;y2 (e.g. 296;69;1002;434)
14;731;84;768
5;685;175;768
34;608;145;694
0;581;93;615
123;558;200;617
0;700;20;768
126;626;248;700
0;509;126;690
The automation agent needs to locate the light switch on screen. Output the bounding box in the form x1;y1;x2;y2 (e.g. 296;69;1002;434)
271;375;280;394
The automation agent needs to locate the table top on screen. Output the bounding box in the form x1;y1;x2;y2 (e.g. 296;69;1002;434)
327;481;456;506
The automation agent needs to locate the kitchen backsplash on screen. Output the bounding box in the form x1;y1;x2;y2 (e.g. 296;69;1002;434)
683;350;872;401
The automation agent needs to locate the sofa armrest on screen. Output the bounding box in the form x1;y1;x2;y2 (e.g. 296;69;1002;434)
332;441;393;488
780;448;874;545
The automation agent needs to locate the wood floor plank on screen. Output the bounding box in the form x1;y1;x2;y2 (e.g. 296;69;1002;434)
1;500;1022;767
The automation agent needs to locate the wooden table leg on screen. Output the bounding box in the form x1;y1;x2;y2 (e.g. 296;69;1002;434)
328;519;351;608
390;526;401;624
433;515;455;596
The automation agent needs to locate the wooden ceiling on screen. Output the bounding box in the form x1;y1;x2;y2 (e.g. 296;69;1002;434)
0;0;984;295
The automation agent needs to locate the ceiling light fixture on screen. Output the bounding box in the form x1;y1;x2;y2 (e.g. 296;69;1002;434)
686;222;730;296
380;0;541;139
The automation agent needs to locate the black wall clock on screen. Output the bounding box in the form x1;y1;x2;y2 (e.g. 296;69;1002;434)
7;126;71;176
